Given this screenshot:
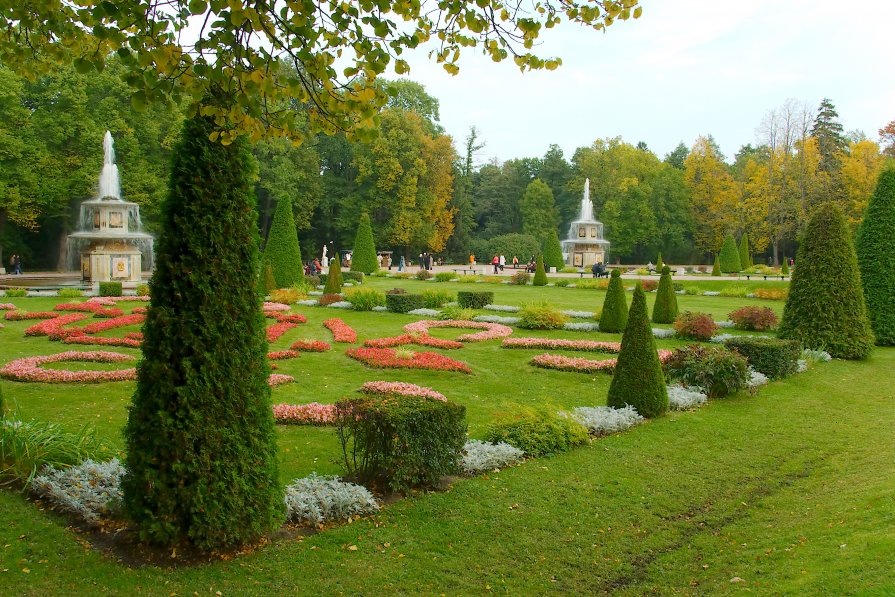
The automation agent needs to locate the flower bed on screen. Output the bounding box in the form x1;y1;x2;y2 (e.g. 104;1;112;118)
502;338;622;352
268;373;295;386
266;321;299;343
24;313;89;338
0;303;16;310
62;336;142;348
263;301;291;312
267;350;300;360
53;303;124;318
323;318;357;343
290;339;331;352
0;351;136;383
79;314;145;335
5;311;60;321
360;381;447;401
273;402;336;425
403;319;513;342
364;334;463;350
272;313;307;324
131;307;148;314
346;347;472;373
531;350;673;374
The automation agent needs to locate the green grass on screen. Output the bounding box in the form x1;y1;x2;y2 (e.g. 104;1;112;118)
1;287;893;595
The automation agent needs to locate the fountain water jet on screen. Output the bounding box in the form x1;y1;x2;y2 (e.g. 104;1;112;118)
560;178;610;267
66;131;154;283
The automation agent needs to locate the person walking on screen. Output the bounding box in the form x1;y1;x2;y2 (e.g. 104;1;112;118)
398;255;405;271
8;254;16;275
512;255;518;269
492;255;499;274
499;254;506;272
13;254;21;275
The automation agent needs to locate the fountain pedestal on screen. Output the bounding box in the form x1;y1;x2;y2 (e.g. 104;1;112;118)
81;242;142;282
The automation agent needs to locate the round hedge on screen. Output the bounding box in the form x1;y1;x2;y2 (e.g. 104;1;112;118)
855;166;895;345
599;268;628;333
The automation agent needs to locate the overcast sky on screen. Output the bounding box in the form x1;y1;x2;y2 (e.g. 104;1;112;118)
400;0;895;165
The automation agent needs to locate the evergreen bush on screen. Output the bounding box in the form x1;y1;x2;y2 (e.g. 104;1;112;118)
738;233;752;268
781;258;789;276
263;195;303;288
323;258;343;294
385;293;425;313
606;284;668;418
673;311;718;341
457;291;494;309
655;253;664;273
319;271;364;285
517;301;567;329
260;261;277;295
652;266;679;324
122;111;282;551
665;345;749;399
485;406;588;457
532;254;547;286
778;202;874;359
542;230;565;271
350;212;379;274
711;254;721;276
719;234;742;273
599;269;628;333
855;166;895;345
98;281;122;297
724;337;800;379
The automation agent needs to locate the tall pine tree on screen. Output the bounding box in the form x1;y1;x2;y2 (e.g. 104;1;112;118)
350;212;379;274
263;195;303;288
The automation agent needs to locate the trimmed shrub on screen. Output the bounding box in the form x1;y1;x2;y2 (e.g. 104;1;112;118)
269;287;303;304
652;266;678;324
517;301;567;330
711;254;721;277
568;405;643;436
135;284;150;297
335;394;467;493
98;281;122;297
323;258;343;294
718;284;749;298
728;306;779;331
317;293;344;306
781;258;789;275
257;261;276;295
665;345;749;399
350;212;378;274
283;473;378;525
738;233;752;268
415;269;432;281
599;269;628;333
639;279;658;292
57;288;83;298
542;230;565;271
673;311;719;341
606;284;668;418
263;195;303;288
724;336;800;379
439;306;477;321
485;406;589;457
4;288;26;298
319;271;364;285
434;271;457;282
386;293;425;313
122;111;282;551
461;440;525;475
855;166;895;346
719;234;742;273
421;289;454;309
457;291;494;309
510;271;530;285
532;254;547;286
655;253;664;273
778;202;874;359
343;288;385;311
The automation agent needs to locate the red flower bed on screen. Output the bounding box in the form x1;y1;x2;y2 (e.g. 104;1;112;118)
364;334;463;350
267;350;300;360
53;302;124;318
502;338;622;352
6;311;59;321
80;314;145;335
268;373;295;386
272;402;336;425
403;319;513;342
323;318;357;343
531;349;674;374
290;339;331;352
131;307;148;314
345;347;471;374
274;313;307;324
125;332;143;340
24;313;89;338
63;336;142;348
0;350;136;383
266;321;299;343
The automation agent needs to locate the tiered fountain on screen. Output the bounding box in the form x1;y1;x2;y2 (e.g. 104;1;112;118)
67;131;154;283
560;178;610;267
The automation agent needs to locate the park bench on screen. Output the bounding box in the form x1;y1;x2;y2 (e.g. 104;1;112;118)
452;267;484;276
739;274;788;281
578;269;610;279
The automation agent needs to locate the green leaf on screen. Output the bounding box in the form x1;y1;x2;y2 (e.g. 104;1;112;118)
189;0;207;14
130;91;148;112
73;57;93;74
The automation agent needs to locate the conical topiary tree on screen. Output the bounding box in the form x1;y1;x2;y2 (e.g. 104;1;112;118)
542;229;565;272
738;233;752;269
257;259;276;296
655;252;664;273
719;234;742;273
652;265;678;324
123;111;282;551
711;254;721;277
533;254;547;286
781;258;789;276
599;268;628;333
778;202;874;359
350;212;379;274
263;195;303;288
324;257;343;294
607;283;668;418
855;166;895;345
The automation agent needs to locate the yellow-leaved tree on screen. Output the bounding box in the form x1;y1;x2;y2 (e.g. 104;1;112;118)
684;136;738;253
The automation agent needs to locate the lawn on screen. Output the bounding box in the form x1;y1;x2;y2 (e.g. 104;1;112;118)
1;279;892;595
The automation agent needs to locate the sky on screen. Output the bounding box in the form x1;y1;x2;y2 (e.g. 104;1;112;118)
398;0;895;165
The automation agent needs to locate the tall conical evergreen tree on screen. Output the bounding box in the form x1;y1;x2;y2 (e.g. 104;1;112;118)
781;257;789;276
711;254;721;277
324;257;343;294
719;234;742;273
263;195;303;288
738;233;752;269
655;252;664;273
778;202;874;359
599;268;628;333
855;166;895;345
350;212;379;274
652;266;678;324
542;229;565;271
607;284;668;418
533;254;547;286
123;111;282;550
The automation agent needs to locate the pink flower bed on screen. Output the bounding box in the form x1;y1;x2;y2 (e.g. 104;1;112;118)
53;302;124;318
268;350;300;360
272;402;336;425
0;350;136;383
531;349;675;374
323;318;357;343
360;381;447;401
86;296;150;303
364;334;463;350
502;338;623;352
24;313;89;338
79;314;145;335
268;373;295;386
132;307;148;314
0;303;16;310
346;347;471;374
290;339;331;352
6;311;59;321
63;336;142;348
266;321;299;343
266;312;307;324
263;301;291;312
403;319;513;342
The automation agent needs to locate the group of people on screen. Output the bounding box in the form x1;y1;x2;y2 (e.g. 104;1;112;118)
491;254;507;274
418;252;435;270
7;254;21;275
303;258;323;276
591;262;609;278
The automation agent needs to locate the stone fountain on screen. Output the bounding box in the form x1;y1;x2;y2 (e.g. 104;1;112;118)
67;131;154;283
560;178;610;267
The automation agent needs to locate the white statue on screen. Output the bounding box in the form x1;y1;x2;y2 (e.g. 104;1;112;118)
322;245;328;267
